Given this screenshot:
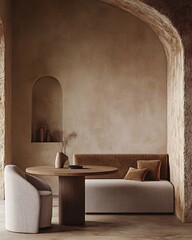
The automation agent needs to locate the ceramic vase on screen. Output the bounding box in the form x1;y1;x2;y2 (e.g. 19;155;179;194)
55;152;68;168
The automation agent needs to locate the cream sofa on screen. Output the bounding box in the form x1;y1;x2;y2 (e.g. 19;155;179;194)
73;154;174;213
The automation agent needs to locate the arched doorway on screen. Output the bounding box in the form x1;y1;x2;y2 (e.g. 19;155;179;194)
101;0;185;221
0;18;5;199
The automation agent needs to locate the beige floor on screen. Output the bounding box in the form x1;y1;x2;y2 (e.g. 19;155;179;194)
1;197;192;240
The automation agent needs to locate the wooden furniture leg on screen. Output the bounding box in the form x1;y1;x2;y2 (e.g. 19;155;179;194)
59;176;85;225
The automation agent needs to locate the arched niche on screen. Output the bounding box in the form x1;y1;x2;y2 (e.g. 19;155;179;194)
32;76;63;142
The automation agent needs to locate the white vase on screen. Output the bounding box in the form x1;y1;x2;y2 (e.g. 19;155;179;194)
55;152;68;168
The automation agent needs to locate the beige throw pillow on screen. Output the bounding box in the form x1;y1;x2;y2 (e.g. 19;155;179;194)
137;160;162;181
124;167;148;181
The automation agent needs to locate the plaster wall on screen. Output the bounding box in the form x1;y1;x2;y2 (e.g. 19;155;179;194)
11;0;166;193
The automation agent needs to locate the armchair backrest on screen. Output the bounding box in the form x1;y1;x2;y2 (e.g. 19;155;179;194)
4;164;41;233
5;164;27;180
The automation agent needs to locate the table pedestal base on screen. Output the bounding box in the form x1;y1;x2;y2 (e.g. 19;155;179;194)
59;176;85;225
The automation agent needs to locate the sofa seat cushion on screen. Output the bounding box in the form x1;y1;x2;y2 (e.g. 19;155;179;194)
85;179;174;213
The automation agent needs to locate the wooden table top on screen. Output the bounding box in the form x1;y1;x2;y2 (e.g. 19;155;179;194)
26;165;118;177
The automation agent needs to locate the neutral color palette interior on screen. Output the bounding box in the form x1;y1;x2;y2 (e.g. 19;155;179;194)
11;0;166;195
0;0;192;224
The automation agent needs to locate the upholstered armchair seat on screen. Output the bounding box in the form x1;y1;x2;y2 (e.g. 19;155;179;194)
4;165;52;233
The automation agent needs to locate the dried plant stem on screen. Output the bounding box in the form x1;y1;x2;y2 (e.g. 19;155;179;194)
58;131;77;154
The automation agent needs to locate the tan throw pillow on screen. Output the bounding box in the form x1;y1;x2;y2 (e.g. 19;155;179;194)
124;167;148;181
137;160;162;181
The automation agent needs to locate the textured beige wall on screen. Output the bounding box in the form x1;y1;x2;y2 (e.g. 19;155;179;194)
12;0;166;193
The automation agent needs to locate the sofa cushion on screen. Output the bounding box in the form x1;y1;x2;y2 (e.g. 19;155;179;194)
85;179;174;213
124;167;147;181
137;160;162;181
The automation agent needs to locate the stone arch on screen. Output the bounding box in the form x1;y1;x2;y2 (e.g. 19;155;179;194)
101;0;185;221
0;18;5;199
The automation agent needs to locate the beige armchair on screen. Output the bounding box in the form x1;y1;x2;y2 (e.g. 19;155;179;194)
4;165;52;233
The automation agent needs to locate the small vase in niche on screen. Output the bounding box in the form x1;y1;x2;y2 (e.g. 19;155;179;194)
55;152;68;168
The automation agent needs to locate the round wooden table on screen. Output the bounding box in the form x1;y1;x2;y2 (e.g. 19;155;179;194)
26;165;118;226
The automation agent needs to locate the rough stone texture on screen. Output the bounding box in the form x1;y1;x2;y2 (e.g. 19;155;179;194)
102;0;185;222
136;0;192;223
167;51;184;221
0;20;5;200
0;0;11;201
